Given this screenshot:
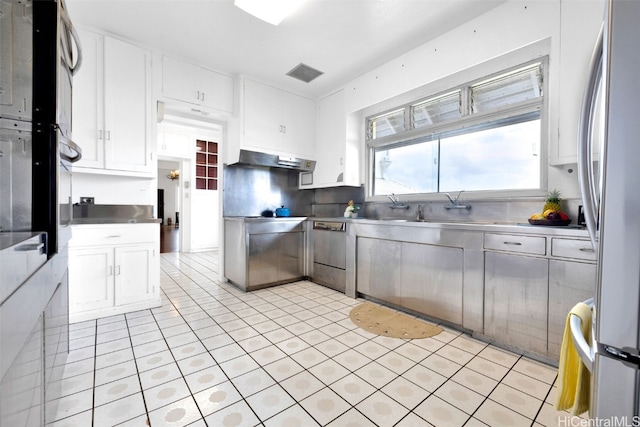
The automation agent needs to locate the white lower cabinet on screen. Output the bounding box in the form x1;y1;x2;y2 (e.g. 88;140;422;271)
69;225;160;322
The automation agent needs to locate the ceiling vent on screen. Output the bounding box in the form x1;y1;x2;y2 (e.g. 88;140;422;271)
286;63;324;83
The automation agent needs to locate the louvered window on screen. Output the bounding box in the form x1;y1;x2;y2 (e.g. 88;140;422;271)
367;109;405;140
366;58;547;198
412;91;462;129
471;63;542;113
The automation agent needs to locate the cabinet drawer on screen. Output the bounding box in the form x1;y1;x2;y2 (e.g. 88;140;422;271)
71;224;157;247
551;238;596;261
484;233;546;255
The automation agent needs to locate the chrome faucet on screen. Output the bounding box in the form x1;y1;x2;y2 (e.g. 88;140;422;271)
444;190;471;210
387;193;409;209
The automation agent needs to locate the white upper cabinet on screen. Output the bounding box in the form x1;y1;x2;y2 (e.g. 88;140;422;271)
550;0;604;165
73;29;153;175
301;89;361;188
157;131;190;159
242;77;315;159
162;56;234;113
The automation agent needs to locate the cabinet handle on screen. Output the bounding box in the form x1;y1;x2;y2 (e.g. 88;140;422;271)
108;266;113;276
201;92;205;102
282;125;286;133
105;130;111;141
98;130;103;140
503;241;522;246
116;265;121;275
579;248;595;253
107;235;121;238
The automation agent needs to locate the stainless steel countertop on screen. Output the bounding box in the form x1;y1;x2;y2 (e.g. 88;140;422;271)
72;218;162;224
72;204;160;224
224;216;589;237
350;218;590;237
224;216;308;222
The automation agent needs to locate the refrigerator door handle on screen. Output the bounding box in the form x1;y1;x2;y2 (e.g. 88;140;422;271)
577;24;604;250
598;343;640;370
570;298;595;373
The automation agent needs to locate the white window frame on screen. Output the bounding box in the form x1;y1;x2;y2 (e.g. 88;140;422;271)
364;56;549;202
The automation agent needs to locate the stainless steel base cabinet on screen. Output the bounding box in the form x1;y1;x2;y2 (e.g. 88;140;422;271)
247;231;304;288
402;242;463;325
357;237;464;325
357;238;402;306
547;259;596;359
484;252;549;355
224;218;306;291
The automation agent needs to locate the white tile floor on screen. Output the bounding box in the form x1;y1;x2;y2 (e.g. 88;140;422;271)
48;251;589;427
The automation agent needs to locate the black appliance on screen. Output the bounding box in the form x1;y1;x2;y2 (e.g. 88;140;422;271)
0;0;82;424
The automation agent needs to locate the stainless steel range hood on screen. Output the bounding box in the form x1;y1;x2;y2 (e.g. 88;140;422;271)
237;149;316;172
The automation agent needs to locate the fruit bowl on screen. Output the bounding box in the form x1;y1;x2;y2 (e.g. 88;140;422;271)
528;218;571;226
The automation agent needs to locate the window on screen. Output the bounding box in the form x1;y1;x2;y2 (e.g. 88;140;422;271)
195;140;218;190
367;60;546;197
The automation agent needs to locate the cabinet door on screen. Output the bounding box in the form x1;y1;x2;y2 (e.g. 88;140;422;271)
114;244;155;306
243;79;281;150
103;37;152;173
278;232;304;282
312;90;346;187
248;234;279;287
484;252;548;355
402;242;463;325
158;131;190;158
280;90;315;158
162;56;200;104
199;68;234;113
68;247;114;313
357;237;402;305
548;260;596;359
72;29;105;169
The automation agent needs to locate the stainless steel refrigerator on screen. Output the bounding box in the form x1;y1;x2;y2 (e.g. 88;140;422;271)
576;0;640;419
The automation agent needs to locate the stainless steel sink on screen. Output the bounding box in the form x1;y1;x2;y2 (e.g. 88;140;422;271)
360;218;517;225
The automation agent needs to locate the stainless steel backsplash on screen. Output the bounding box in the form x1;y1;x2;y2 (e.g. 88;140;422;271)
223;164;314;217
223;164;366;218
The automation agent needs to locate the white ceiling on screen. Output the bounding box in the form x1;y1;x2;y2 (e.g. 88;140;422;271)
65;0;506;99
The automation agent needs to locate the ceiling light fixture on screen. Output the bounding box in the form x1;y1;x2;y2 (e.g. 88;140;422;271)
234;0;305;26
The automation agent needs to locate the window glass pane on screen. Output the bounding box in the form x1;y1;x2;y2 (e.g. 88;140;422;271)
439;119;541;192
412;91;461;129
373;142;438;196
471;63;542;113
367;109;404;140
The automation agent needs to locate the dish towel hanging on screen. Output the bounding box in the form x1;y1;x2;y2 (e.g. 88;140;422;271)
555;301;592;415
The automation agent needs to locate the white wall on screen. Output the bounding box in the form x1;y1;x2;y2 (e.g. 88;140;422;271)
338;0;605;199
73;174;156;206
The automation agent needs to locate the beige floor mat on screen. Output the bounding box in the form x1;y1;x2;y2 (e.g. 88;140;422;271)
349;302;443;339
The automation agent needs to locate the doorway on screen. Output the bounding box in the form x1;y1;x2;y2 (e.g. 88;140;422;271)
158;159;181;253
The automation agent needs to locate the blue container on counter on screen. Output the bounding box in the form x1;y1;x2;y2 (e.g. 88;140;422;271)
275;206;290;217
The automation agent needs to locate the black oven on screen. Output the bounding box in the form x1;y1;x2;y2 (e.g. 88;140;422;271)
32;0;82;258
